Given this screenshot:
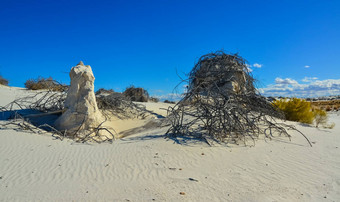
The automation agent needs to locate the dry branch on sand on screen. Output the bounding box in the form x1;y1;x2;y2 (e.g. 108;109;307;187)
96;92;148;119
165;51;312;146
0;87;68;139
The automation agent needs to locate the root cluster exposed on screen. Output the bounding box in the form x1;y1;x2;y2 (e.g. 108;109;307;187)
166;51;312;146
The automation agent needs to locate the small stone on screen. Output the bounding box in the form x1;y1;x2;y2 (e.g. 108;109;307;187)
180;192;185;195
179;168;182;170
188;178;199;182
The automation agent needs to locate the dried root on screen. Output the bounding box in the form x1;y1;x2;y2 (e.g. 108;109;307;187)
166;51;312;146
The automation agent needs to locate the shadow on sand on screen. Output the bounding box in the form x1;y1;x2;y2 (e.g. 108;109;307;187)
0;109;61;132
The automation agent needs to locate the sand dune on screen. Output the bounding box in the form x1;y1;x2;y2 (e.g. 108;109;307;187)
0;86;339;201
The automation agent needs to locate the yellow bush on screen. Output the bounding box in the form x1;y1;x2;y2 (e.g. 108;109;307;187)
273;98;314;124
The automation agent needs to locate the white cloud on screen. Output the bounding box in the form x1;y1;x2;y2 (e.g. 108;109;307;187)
152;93;183;101
259;78;340;97
245;64;253;72
253;63;262;68
302;77;318;82
275;77;298;85
304;65;310;68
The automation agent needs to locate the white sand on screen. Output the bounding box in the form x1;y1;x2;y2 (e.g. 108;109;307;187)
0;86;340;201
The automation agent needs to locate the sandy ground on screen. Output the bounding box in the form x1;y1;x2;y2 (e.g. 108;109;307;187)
0;86;340;202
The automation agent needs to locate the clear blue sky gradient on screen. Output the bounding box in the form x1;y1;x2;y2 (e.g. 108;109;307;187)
1;0;339;98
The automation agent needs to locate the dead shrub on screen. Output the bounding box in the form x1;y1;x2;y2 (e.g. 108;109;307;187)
313;109;328;128
25;77;67;92
95;88;115;95
123;85;149;102
325;105;332;111
166;51;312;146
0;75;9;86
149;97;160;103
96;92;147;119
164;100;176;104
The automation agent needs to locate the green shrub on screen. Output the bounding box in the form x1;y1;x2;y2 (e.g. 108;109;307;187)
25;77;67;92
273;98;314;124
0;75;9;86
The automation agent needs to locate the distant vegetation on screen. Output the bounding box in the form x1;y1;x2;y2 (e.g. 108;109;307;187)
25;77;67;92
149;97;159;103
273;98;335;128
0;75;9;86
123;85;149;102
311;100;340;112
95;88;115;95
164;100;175;104
273;98;314;124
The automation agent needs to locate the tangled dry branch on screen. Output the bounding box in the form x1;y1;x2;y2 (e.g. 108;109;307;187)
96;93;148;119
166;51;312;147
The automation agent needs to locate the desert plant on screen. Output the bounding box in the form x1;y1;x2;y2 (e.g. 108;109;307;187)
164;100;175;104
325;105;332;111
0;75;9;86
324;123;335;129
149;97;159;103
95;88;115;95
166;51;312;146
25;77;67;92
313;109;328;128
123;85;149;102
273;98;314;124
96;92;147;119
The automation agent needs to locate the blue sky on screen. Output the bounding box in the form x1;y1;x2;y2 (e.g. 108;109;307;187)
0;0;339;99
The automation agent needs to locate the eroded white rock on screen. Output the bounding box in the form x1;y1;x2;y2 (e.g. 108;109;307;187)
55;62;105;137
